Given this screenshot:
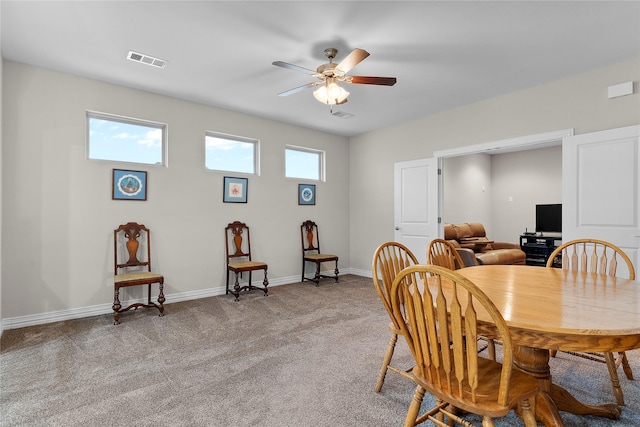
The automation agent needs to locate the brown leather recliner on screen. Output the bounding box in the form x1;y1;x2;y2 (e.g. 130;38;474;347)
444;223;525;266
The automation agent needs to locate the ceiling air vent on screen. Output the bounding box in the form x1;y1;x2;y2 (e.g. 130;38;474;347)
127;51;167;69
331;110;354;119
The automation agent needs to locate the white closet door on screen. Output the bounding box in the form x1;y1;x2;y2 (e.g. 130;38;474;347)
394;158;438;264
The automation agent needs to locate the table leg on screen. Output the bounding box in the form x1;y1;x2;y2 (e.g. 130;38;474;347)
550;383;621;419
514;346;622;425
514;346;564;427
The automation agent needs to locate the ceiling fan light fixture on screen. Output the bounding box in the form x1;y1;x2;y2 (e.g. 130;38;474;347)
274;47;395;107
313;78;349;105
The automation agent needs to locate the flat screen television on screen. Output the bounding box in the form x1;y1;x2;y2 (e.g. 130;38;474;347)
536;204;562;233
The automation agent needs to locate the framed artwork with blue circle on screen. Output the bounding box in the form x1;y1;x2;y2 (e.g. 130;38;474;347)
112;169;147;201
298;184;316;205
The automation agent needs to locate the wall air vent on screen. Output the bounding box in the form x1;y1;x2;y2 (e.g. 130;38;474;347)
127;51;167;69
331;111;354;119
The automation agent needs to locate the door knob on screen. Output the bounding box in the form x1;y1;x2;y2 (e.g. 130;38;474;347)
395;226;400;230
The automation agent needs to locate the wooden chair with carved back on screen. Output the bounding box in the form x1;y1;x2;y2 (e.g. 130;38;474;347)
391;264;539;427
427;238;497;360
546;238;636;405
427;238;465;270
300;220;339;285
225;221;269;301
113;222;165;325
371;241;419;392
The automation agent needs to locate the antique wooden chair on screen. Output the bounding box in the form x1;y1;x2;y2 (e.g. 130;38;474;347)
371;241;419;392
427;238;496;360
546;238;636;405
113;222;165;325
300;220;339;285
225;221;269;301
391;264;539;427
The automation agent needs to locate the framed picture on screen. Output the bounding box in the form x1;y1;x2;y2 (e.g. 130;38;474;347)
112;169;147;201
298;184;316;205
223;176;248;203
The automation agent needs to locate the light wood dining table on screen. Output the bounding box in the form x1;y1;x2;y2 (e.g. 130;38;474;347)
456;265;640;427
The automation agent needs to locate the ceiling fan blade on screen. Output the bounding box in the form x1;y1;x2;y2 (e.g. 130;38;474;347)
277;82;319;97
272;61;316;75
347;76;397;86
335;48;370;76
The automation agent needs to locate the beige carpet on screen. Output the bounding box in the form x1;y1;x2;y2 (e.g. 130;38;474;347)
1;274;639;426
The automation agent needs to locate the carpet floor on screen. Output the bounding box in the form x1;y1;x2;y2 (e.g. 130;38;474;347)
1;274;639;426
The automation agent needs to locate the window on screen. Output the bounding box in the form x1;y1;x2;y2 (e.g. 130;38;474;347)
87;111;167;166
205;132;258;175
285;146;324;181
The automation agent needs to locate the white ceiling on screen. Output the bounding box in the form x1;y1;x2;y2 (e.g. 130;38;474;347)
2;1;639;137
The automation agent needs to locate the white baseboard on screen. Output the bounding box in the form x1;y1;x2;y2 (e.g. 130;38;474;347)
2;270;357;331
349;268;371;278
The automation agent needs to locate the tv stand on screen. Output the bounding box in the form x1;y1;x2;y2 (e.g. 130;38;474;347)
519;234;562;267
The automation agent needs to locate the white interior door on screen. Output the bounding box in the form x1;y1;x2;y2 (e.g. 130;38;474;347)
394;158;439;263
562;124;640;278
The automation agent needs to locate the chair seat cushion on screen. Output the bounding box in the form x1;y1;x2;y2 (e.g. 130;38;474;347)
304;253;338;261
115;272;163;283
228;261;267;271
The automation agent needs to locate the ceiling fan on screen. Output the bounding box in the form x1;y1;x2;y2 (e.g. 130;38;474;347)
272;48;397;106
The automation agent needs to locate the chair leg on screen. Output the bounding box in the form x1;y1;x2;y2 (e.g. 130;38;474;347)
375;333;398;392
604;352;625;406
232;272;241;301
333;260;339;283
262;268;269;296
313;261;322;286
618;351;634;380
481;416;496;427
301;260;306;283
487;339;496;361
157;281;165;316
112;286;122;325
404;385;426;427
519;399;537;427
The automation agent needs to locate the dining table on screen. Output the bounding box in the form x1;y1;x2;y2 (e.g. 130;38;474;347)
456;264;640;427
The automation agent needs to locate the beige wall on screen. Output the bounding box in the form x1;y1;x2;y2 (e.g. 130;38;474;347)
2;56;639;326
443;153;493;228
2;61;350;323
491;146;562;243
349;58;640;273
0;3;4;333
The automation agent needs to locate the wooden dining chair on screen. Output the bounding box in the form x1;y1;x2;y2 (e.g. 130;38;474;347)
300;220;339;285
427;238;465;270
391;264;539;427
371;241;418;392
225;221;269;301
113;222;165;325
546;238;636;406
427;238;496;360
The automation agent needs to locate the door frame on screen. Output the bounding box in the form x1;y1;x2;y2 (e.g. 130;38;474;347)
432;129;574;237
